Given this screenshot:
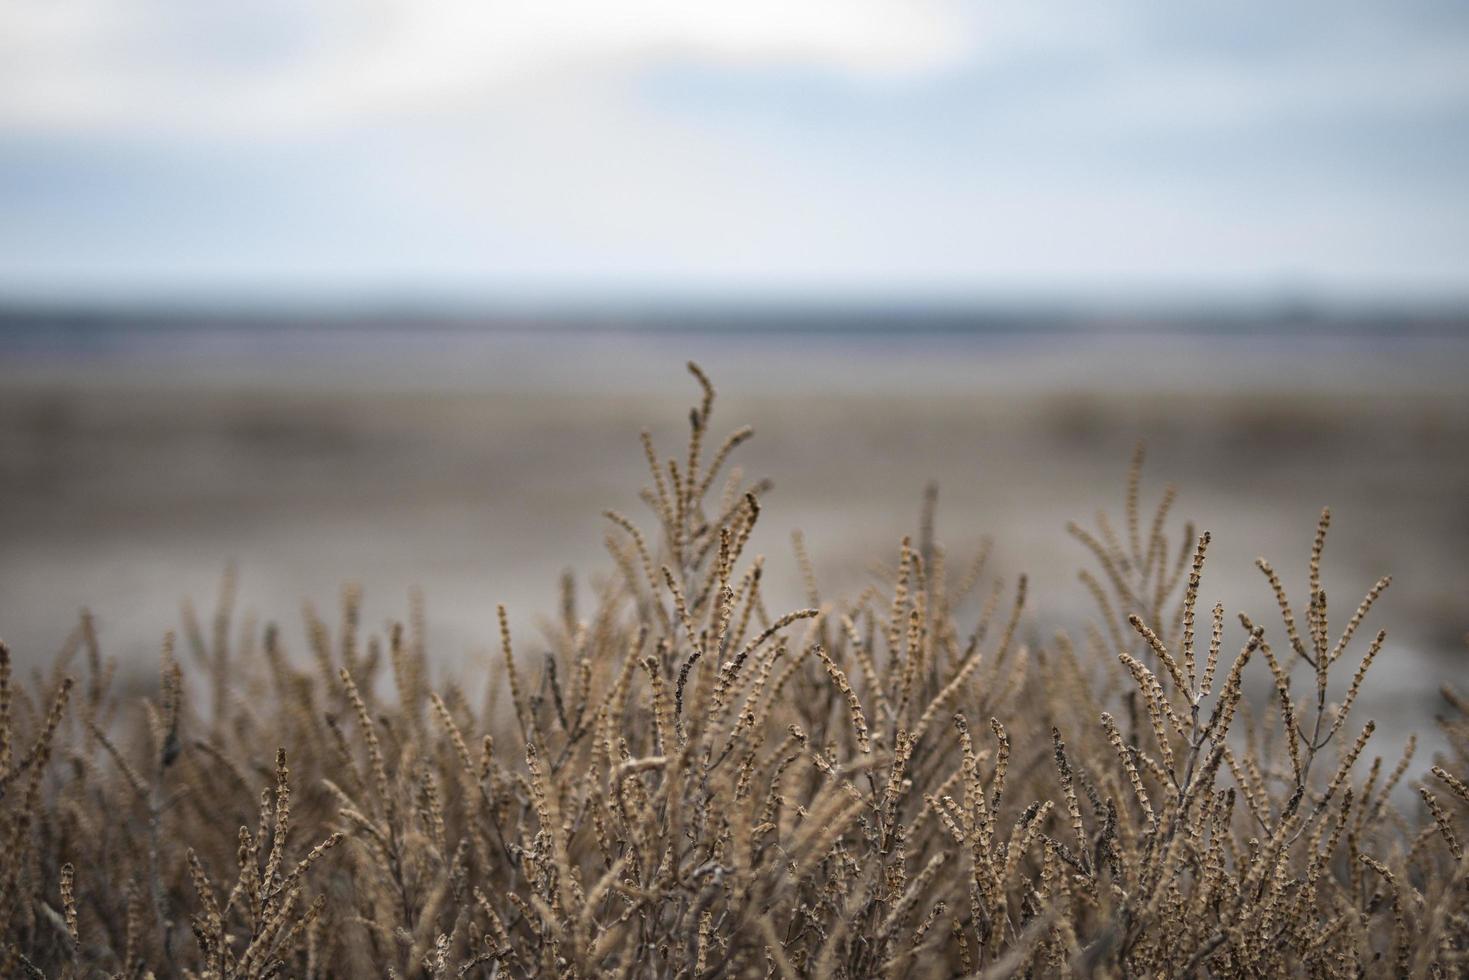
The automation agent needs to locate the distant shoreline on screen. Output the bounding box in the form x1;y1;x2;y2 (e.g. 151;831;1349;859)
3;301;1469;344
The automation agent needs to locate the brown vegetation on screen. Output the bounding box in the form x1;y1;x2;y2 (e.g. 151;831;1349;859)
1;365;1466;977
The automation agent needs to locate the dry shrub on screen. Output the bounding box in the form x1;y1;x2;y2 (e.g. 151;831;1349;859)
1;365;1466;978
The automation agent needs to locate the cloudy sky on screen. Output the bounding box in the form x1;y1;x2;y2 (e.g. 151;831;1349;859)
3;1;1469;306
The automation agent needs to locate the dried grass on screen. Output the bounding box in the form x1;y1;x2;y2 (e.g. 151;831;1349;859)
1;365;1466;978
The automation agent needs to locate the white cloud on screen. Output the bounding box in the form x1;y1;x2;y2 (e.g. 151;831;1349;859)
0;0;979;134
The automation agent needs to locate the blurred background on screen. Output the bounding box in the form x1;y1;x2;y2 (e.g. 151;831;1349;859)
1;2;1467;749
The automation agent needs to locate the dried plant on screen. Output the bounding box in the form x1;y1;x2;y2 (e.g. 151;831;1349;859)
1;364;1464;978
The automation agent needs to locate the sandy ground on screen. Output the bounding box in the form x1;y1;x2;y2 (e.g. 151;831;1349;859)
1;328;1466;756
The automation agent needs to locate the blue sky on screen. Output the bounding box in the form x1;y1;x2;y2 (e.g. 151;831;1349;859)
3;1;1469;306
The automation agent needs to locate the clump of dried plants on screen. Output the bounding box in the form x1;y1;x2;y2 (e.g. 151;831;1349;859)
2;365;1465;978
